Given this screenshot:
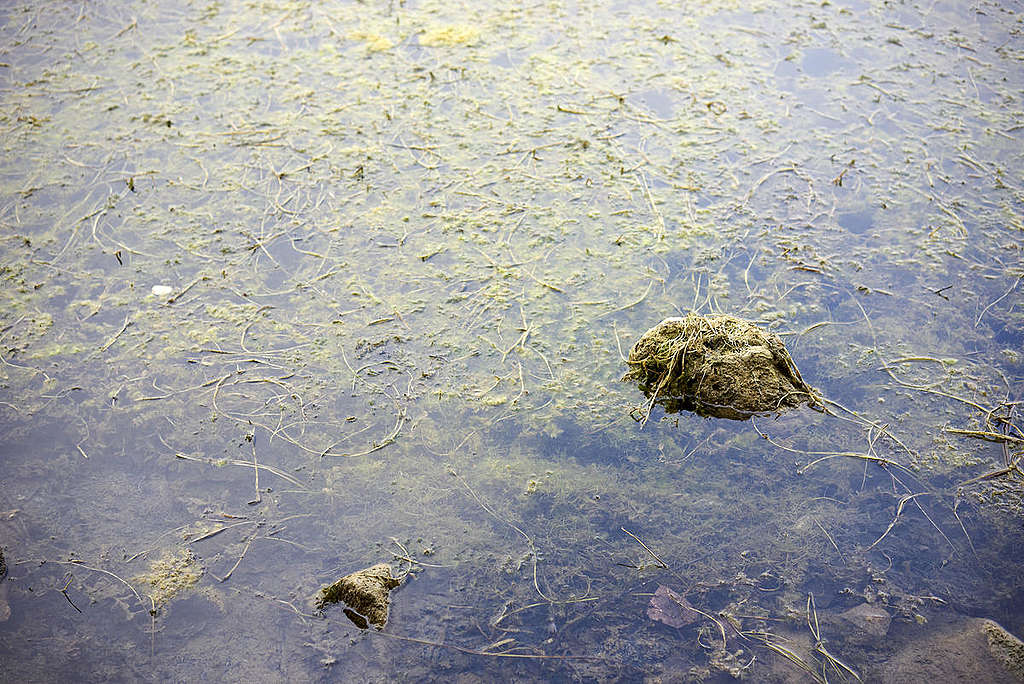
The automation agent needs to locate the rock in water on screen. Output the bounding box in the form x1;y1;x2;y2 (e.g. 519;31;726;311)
623;314;819;420
839;601;891;639
874;616;1024;683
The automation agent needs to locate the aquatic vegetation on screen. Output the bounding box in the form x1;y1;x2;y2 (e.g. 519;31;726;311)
419;25;481;47
133;549;202;607
317;563;401;629
623;313;819;421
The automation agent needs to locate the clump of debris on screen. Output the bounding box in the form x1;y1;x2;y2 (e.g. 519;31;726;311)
623;313;819;422
317;563;401;629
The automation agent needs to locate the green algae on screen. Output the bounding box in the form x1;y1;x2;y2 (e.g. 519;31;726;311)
133;549;203;607
419;25;482;48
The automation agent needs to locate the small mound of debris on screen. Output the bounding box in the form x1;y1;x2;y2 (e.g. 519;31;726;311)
317;563;401;629
623;313;819;421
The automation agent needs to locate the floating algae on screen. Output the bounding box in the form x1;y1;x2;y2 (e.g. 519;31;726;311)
133;548;202;607
317;563;400;629
623;313;819;420
419;25;481;47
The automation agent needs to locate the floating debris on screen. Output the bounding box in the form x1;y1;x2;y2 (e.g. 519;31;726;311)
317;563;401;629
623;313;819;420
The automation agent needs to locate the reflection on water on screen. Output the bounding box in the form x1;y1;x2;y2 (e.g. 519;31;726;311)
1;0;1022;681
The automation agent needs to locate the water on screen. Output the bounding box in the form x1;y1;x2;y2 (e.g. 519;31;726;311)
1;0;1022;681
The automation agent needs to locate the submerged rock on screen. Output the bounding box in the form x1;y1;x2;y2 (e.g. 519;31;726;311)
874;616;1024;683
317;563;401;629
623;313;819;420
839;601;891;640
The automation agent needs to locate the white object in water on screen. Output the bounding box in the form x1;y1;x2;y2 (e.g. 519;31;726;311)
151;285;174;297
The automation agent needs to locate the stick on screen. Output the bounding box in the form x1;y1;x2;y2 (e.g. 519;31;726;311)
976;276;1022;326
813;519;846;564
620;527;668;569
61;575;83;613
174;452;306;489
596;280;653;319
97;313;132;353
248;434;262;505
867;493;928;551
945;428;1023;444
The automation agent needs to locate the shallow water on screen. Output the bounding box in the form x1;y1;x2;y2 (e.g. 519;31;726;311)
1;0;1022;681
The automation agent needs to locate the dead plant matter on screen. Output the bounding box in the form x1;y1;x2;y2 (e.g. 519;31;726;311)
623;313;819;421
317;563;401;629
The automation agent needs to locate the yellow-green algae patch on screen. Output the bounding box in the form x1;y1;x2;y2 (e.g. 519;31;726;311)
350;31;394;52
419;25;481;47
134;548;202;606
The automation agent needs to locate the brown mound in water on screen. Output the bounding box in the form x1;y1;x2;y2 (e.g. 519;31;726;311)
317;563;400;629
623;314;819;420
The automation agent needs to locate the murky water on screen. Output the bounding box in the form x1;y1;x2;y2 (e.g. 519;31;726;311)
1;0;1022;681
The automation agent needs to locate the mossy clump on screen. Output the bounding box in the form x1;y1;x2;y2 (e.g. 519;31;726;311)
317;563;400;629
984;620;1024;680
623;313;819;420
134;548;202;606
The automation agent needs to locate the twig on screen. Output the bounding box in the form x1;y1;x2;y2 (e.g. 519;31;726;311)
97;313;132;353
174;452;306;489
956;455;1023;488
328;406;406;458
166;275;208;304
867;493;928;551
212;533;257;583
743;631;825;683
813;519;846;564
596;280;654;319
452;469;553;602
52;559;143;603
248;433;262;505
945;428;1023;444
807;594;862;682
637;172;666;239
620;527;668;569
61;574;83;613
975;275;1021;327
370;630;606;660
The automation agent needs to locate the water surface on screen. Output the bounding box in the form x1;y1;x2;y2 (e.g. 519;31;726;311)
1;0;1022;681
